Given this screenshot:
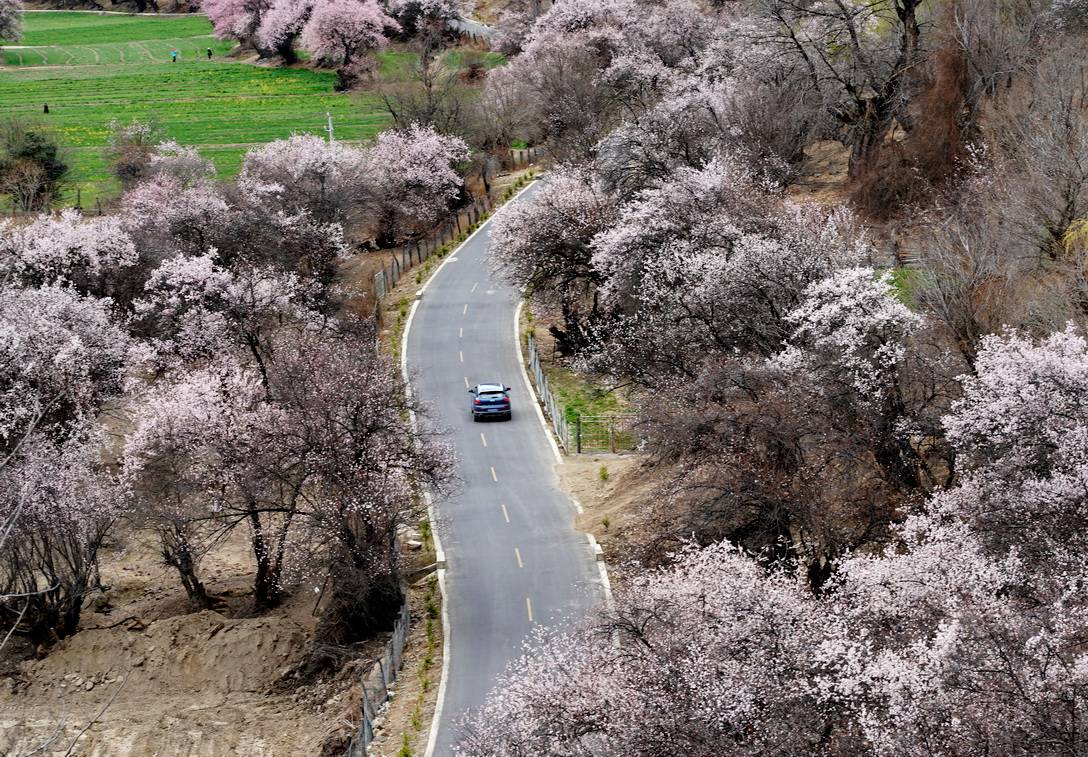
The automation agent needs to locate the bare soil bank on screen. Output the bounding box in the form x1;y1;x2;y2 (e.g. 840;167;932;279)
0;527;372;756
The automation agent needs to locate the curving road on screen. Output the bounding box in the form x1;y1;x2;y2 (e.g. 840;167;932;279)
406;183;604;755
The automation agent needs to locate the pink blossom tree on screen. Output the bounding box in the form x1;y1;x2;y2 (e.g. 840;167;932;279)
462;541;845;756
489;169;617;352
255;0;312;60
125;326;451;622
132;255;316;374
222;184;349;292
937;324;1088;568
362;123;469;246
239;133;367;223
299;0;398;89
201;0;275;51
121;176;230;260
586;158;868;380
0;428;127;646
0;276;130;648
120;173;346;299
123;356;280;605
831;493;1088;754
147;140;217;187
466;317;1088;755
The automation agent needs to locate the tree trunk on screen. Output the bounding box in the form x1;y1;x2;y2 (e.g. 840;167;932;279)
250;513;281;609
161;531;212;609
277;38;297;65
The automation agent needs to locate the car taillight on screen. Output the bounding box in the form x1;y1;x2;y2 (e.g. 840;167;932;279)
474;398;481;404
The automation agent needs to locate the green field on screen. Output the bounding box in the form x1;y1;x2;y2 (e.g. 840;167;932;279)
0;12;393;205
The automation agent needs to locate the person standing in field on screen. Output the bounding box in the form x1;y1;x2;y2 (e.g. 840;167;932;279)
207;48;213;59
171;49;178;63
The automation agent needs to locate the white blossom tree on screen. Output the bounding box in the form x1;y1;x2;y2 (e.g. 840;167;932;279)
239;133;367;223
0;284;129;453
0;210;137;297
0;429;127;646
0;0;22;44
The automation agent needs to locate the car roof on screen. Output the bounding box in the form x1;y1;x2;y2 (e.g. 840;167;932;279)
476;383;505;392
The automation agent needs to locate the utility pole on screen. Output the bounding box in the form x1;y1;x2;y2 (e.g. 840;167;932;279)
325;112;335;143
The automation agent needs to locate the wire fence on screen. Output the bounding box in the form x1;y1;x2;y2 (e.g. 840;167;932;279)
572;414;639;454
527;331;572;450
346;601;411;757
525;332;638;454
373;192;496;301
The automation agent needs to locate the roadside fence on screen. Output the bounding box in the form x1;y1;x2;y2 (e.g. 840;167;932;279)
527;331;573;450
572;414;639;454
525;332;638;454
346;601;411;757
373;192;496;301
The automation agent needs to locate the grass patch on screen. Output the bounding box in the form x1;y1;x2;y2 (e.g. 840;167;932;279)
400;576;440;754
0;11;398;206
887;265;922;307
1;12;235;67
537;355;624;424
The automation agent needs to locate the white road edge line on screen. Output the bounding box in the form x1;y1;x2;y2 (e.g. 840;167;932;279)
404;178;540;757
514;299;563;465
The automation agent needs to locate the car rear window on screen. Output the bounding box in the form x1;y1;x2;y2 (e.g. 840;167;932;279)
480;391;506;399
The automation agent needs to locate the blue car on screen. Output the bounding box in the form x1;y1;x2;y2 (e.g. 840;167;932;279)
469;383;512;421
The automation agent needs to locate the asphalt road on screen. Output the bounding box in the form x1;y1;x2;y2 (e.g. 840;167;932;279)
406;184;604;755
